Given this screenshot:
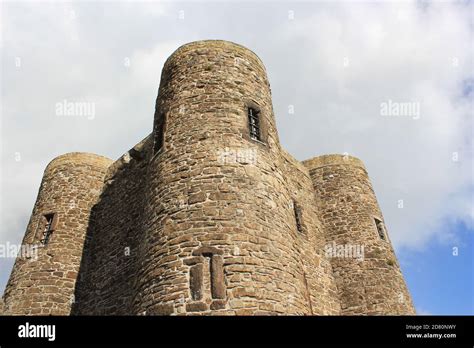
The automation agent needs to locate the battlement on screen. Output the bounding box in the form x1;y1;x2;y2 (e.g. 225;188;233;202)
2;40;415;316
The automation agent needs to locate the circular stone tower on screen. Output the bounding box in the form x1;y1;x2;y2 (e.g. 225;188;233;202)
304;155;415;315
2;152;112;315
134;40;314;315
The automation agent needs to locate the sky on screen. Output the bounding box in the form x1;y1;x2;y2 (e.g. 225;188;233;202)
0;0;473;315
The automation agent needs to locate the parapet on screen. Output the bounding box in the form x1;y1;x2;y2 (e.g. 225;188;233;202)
302;154;367;171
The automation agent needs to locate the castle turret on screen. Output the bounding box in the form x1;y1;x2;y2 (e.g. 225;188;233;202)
133;40;334;315
2;152;112;315
303;155;415;315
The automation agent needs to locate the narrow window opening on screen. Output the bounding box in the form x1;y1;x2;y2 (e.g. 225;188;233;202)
374;218;386;240
293;200;304;233
247;107;261;141
154;113;165;154
41;213;56;245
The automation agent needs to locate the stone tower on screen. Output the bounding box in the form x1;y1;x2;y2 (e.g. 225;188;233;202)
303;155;415;315
2;153;112;315
1;40;415;316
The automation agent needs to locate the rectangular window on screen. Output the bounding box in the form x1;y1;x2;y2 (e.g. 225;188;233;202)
293;200;304;233
374;218;385;240
41;213;56;245
247;107;261;141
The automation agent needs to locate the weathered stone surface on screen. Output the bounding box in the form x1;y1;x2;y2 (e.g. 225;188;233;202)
2;40;414;316
148;303;174;315
192;246;223;256
189;264;203;301
186;302;207;312
210;255;225;299
210;299;226;310
183;256;203;266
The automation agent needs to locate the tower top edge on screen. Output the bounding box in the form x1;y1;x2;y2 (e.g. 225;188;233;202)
45;152;114;171
166;40;266;69
302;154;367;170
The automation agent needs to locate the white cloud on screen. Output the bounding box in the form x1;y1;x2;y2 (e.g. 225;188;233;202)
268;1;473;248
128;41;187;94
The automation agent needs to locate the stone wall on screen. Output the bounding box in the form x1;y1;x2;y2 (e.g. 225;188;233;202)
2;153;112;315
279;150;341;315
303;155;415;315
72;137;152;315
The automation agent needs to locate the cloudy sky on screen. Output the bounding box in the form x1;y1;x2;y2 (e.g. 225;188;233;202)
1;0;472;314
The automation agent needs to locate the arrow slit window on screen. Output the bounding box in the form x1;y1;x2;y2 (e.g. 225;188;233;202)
374;218;386;240
154;112;166;154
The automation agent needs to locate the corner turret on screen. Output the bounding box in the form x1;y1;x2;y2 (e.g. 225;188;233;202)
303;154;415;315
2;152;112;315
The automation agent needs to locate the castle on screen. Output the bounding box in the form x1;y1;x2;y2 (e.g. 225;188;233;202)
1;40;415;315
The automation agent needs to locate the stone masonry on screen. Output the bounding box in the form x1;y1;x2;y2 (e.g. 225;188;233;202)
1;40;415;316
